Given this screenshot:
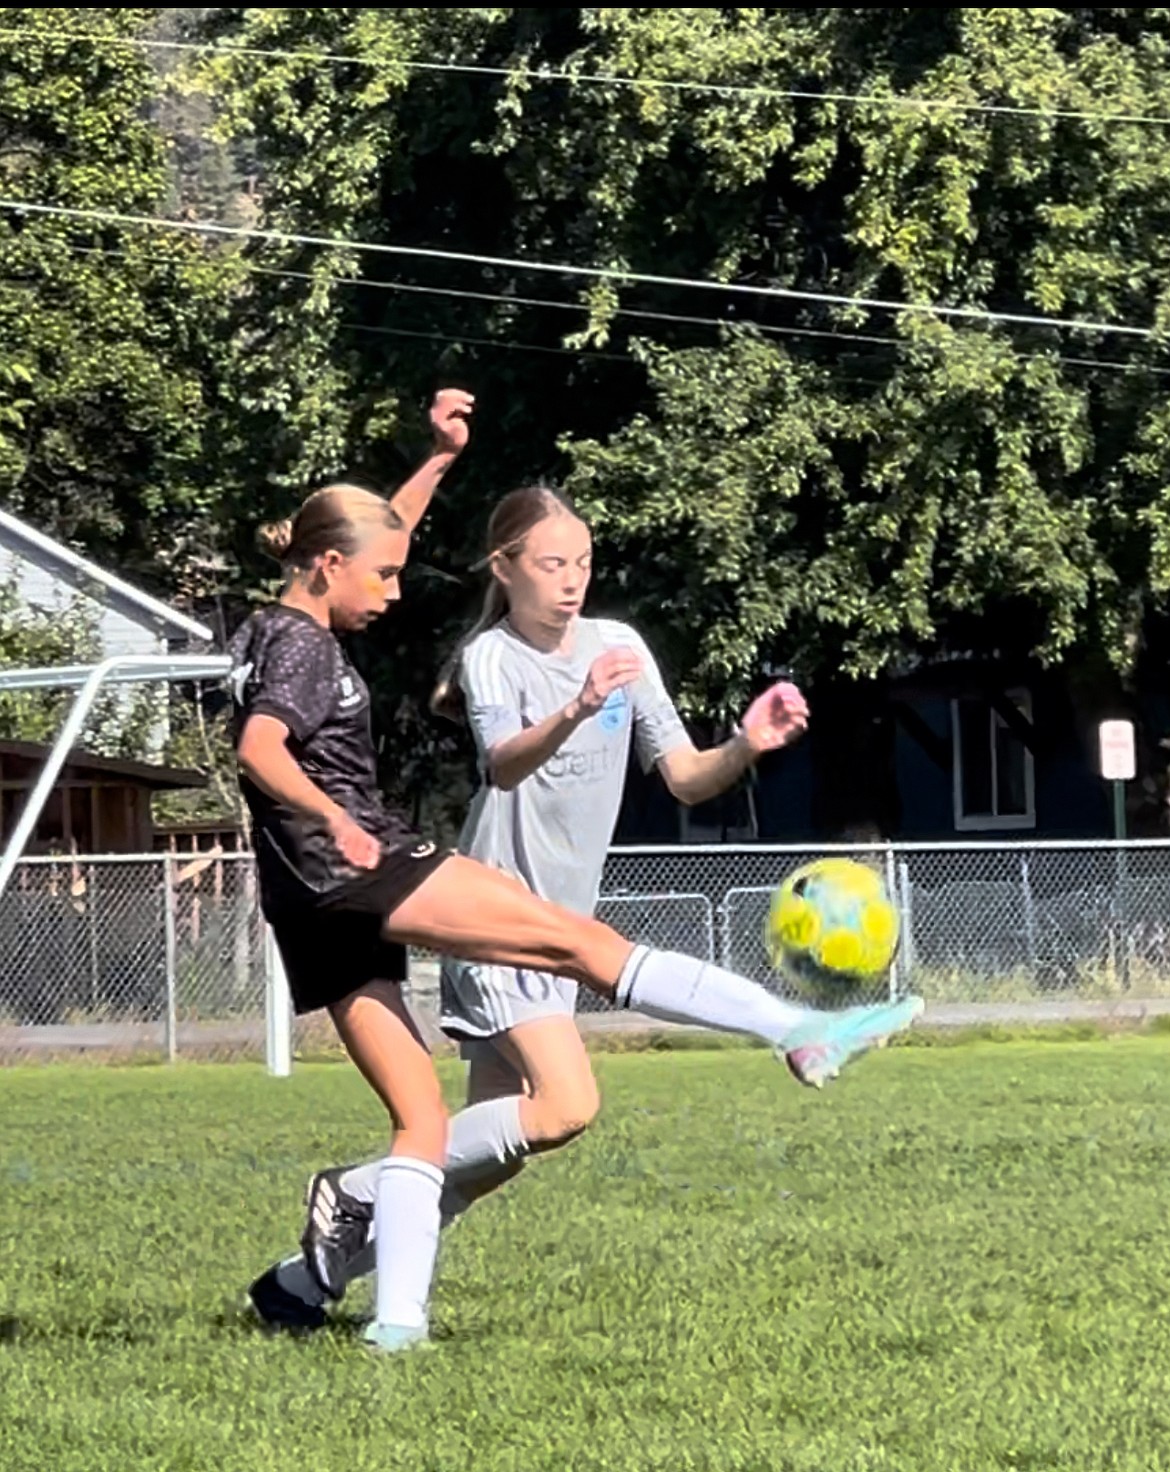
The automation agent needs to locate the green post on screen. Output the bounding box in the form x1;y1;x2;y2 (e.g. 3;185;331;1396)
1112;780;1127;842
1113;779;1129;990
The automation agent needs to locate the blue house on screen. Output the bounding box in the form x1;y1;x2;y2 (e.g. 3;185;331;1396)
616;655;1124;843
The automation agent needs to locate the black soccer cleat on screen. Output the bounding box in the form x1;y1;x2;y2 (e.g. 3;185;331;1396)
301;1166;373;1302
246;1265;328;1334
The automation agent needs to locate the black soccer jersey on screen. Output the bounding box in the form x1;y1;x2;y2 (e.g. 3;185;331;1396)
228;604;413;909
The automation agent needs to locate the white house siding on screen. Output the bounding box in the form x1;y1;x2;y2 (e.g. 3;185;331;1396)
0;544;168;756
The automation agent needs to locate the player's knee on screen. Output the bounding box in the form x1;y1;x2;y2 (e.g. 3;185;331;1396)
531;1077;600;1145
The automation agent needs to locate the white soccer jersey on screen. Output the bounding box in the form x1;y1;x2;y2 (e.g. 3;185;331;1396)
456;616;687;917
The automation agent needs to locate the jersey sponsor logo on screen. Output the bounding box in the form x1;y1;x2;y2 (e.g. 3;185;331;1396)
338;674;363;710
543;742;624;782
598;687;629;733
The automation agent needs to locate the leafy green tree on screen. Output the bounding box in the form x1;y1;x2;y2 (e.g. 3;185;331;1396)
12;6;1170;825
190;8;1170;741
0;7;239;606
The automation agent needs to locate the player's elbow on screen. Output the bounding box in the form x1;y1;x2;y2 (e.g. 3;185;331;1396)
487;753;523;791
236;730;261;778
658;750;703;807
662;765;701;807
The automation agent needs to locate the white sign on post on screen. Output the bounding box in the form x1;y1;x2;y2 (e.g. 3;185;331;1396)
1098;719;1136;782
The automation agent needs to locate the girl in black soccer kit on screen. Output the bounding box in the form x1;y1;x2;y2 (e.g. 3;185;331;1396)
234;392;921;1352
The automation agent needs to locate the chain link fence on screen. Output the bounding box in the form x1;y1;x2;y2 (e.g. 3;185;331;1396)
0;853;268;1061
588;843;1170;1011
3;842;1170;1061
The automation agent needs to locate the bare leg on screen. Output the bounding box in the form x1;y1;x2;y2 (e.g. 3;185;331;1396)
328;981;446;1167
443;1016;599;1218
317;1017;602;1295
505;1017;600;1151
386;856;632;994
388;856;922;1085
328;982;446;1332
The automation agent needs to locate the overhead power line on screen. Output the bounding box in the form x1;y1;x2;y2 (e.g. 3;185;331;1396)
41;240;1166;372
1;28;1167;128
0;199;1157;340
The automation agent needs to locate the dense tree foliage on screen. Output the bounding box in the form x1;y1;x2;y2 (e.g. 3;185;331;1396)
6;7;1170;820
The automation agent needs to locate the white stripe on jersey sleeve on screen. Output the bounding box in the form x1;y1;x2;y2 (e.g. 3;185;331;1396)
461;629;523;756
462;630;505;707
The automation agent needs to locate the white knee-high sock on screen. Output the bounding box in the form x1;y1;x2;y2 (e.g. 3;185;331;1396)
333;1152;521;1288
341;1095;528;1207
440;1094;527;1224
374;1158;443;1330
615;946;816;1047
274;1098;531;1308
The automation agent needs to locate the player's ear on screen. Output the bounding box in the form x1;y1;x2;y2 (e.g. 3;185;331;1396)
490;552;514;590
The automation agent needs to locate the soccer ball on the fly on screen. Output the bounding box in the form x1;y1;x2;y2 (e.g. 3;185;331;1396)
766;857;899;998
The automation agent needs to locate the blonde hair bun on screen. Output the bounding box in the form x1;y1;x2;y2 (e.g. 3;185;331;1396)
255;485;404;568
256;518;294;561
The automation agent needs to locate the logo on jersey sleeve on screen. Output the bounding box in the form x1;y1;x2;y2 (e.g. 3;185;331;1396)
598;687;629;733
229;661;253;707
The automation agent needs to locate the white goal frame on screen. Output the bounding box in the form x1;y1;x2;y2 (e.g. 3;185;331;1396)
0;652;293;1076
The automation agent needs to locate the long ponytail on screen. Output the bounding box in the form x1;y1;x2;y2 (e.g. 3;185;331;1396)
430;484;577;724
430;580;511;722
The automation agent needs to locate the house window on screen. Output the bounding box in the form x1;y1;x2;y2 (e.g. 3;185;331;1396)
951;690;1035;831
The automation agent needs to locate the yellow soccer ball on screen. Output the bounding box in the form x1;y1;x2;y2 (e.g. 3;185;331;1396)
767;857;899;997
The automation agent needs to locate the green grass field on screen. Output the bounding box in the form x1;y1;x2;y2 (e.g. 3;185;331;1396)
3;1039;1170;1472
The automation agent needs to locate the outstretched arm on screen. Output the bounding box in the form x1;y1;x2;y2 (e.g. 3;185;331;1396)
657;682;809;807
388;388;475;535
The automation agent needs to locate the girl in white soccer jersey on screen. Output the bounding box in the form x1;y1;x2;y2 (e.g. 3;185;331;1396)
253;484;923;1334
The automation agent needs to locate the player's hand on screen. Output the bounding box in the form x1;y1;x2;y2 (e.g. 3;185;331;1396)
327;809;382;870
572;647;643;718
429;388;475;457
740;681;809;755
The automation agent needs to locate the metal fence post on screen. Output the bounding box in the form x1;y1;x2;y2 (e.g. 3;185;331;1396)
717;896;733;970
898;858;914;985
86;859;99;1009
265;924;292;1078
1116;843;1131;992
1021;852;1038;978
884;846;901;1000
163;855;178;1064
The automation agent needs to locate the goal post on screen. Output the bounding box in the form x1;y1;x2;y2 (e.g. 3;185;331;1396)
0;653;233;897
0;651;294;1075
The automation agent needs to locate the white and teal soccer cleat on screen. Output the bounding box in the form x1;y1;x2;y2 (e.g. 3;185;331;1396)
362;1320;432;1354
781;995;924;1089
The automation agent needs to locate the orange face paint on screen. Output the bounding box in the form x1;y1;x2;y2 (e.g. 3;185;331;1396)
362;574;385;597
